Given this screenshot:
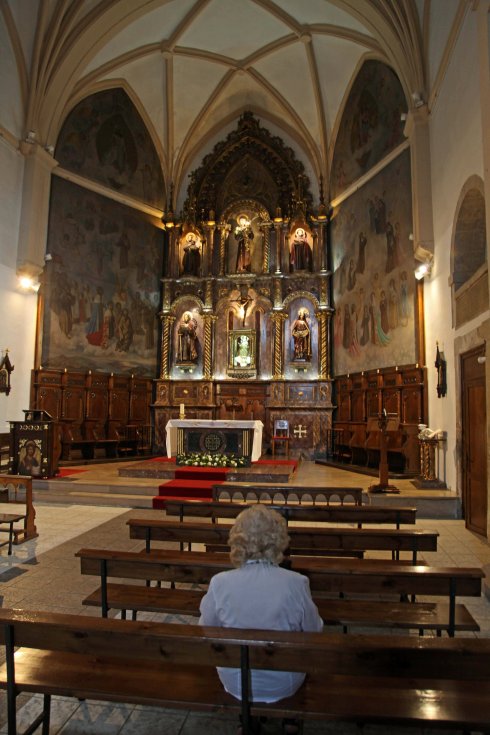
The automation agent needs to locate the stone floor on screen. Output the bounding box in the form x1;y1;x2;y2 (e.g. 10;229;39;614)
0;461;489;734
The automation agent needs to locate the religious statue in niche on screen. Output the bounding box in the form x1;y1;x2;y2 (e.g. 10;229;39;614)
228;329;257;376
291;308;312;361
181;231;202;277
289;226;313;272
177;311;199;363
234;214;254;273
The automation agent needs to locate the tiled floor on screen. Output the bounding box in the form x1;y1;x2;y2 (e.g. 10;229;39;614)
0;461;489;734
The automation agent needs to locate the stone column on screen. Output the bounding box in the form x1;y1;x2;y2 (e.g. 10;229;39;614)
159;314;175;379
475;1;490;291
271;312;287;379
404;107;434;262
17;143;58;278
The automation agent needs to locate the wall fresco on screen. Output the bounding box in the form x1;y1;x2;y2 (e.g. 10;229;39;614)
331;149;415;375
41;177;163;376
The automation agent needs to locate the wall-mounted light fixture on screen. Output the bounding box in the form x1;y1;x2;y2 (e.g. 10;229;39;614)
414;257;433;281
17;275;40;293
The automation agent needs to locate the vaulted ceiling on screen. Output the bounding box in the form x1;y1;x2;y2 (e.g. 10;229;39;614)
1;0;463;207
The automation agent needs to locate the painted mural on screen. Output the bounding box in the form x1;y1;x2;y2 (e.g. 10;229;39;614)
332;149;415;375
331;61;406;199
55;89;165;209
41;177;163;376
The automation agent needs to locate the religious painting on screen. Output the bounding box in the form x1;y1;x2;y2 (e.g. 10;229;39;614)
331;149;415;375
228;330;257;376
41;177;163;376
288;223;313;273
226;208;263;274
331;60;406;199
17;438;42;477
55;88;165;209
179;229;203;278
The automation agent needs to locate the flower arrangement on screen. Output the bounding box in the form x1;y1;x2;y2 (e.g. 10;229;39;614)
176;452;248;467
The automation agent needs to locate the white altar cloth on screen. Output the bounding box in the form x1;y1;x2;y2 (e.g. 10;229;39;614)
165;419;264;461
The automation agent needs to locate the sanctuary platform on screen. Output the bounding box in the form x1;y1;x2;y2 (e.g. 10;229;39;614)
118;457;298;484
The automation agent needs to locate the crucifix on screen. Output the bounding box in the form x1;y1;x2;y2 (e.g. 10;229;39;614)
293;424;307;439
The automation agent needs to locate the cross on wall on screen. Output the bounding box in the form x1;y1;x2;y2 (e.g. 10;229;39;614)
293;424;307;439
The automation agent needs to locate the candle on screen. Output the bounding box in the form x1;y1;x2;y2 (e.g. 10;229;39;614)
180;403;185;416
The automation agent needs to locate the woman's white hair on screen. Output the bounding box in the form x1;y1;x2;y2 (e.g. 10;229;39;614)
228;504;290;567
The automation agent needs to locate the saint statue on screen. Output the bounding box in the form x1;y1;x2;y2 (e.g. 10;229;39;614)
181;232;201;277
291;307;311;361
234;214;253;273
177;311;199;363
289;227;313;272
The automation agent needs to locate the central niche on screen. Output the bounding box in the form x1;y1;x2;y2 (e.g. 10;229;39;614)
223;200;268;276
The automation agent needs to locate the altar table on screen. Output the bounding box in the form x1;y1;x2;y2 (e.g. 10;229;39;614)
165;419;264;462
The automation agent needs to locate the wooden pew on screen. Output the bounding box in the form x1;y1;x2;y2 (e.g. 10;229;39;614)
0;474;37;544
2;609;490;735
127;518;437;562
76;548;482;636
163;499;417;528
213;484;364;504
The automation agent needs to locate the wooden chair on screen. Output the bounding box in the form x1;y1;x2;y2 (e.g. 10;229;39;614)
271;419;289;457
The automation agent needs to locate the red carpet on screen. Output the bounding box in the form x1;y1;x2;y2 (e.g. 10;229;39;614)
55;468;88;478
153;479;216;508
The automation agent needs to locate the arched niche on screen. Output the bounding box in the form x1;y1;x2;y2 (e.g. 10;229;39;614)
451;176;488;328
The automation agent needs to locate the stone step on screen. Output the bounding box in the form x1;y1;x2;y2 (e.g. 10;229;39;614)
34;489;154;508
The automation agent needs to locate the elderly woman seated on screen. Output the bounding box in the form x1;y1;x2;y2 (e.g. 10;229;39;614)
199;503;323;734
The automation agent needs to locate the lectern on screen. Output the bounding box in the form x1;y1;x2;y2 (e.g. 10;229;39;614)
368;412;400;494
9;410;60;478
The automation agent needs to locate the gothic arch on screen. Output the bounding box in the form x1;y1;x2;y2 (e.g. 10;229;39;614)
451;176;488;328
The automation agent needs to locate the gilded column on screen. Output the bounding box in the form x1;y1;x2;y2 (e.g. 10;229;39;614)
160;314;175;379
274;223;283;273
316;310;328;380
271;312;287;380
218;223;229;276
261;221;272;273
202;314;216;380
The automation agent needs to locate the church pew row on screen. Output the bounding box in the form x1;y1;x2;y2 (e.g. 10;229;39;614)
163;499;417;528
127;518;437;563
212;484;364;504
76;548;482;637
2;609;490;735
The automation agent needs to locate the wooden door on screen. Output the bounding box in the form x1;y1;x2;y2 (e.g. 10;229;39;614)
462;348;487;536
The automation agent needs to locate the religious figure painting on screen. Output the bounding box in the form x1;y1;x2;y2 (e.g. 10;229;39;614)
17;438;42;477
41;178;163;376
330;60;406;199
289;226;313;272
331;149;415;375
55;88;164;209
